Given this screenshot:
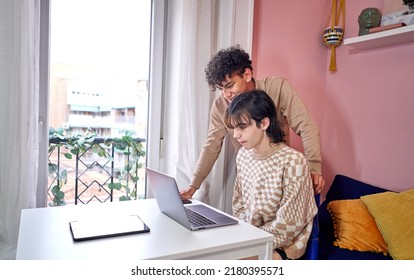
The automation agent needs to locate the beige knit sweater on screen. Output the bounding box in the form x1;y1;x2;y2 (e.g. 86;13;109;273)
233;143;317;259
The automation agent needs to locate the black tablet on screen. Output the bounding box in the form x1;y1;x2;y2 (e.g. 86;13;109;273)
69;215;150;242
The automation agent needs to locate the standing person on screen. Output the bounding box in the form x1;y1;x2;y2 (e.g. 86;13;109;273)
180;45;324;200
225;90;317;260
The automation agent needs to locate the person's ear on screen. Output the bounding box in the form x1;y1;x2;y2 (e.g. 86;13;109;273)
244;68;253;83
261;117;270;130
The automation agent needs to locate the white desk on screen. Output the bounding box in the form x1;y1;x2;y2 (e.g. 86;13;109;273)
16;199;273;260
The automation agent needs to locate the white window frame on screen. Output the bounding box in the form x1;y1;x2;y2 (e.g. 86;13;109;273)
38;0;166;204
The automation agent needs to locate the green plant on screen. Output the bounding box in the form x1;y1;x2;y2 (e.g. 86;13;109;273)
106;131;146;201
48;128;145;206
403;0;414;7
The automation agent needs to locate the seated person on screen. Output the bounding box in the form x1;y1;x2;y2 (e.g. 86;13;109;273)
224;90;317;260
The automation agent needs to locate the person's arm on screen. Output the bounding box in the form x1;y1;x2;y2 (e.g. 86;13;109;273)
259;156;316;250
231;169;246;221
180;99;228;199
271;78;325;193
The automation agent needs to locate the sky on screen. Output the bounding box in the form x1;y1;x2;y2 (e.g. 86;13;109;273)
50;0;152;80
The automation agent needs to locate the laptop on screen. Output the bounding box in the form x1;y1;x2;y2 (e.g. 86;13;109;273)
145;167;238;231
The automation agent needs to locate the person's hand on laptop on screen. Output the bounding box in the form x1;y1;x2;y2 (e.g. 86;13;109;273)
179;185;197;200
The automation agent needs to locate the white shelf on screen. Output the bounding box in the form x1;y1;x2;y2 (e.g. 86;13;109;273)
344;24;414;50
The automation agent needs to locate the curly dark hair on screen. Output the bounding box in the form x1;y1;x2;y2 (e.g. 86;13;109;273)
205;45;253;91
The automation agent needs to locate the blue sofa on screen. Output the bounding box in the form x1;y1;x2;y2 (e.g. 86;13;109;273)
318;174;393;260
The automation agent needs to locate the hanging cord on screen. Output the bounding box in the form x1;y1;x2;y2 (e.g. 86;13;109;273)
324;0;345;72
325;0;345;30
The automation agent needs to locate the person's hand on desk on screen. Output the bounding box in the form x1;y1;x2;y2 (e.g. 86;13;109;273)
179;185;197;200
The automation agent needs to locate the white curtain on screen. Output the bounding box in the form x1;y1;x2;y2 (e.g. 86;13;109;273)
163;0;216;203
162;0;254;213
0;0;41;259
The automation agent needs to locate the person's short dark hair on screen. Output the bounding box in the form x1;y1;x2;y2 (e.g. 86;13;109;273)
205;45;253;92
224;90;285;144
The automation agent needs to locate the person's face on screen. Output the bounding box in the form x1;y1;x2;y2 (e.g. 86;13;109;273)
217;69;253;103
231;117;270;153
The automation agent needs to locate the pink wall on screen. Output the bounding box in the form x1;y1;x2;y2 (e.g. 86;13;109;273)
252;0;414;198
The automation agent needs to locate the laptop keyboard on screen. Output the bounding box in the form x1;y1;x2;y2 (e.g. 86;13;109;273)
185;207;216;227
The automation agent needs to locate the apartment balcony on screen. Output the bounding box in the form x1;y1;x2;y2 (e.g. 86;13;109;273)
48;135;146;206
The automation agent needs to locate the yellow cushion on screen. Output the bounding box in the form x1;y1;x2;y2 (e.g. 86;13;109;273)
327;199;388;254
361;188;414;260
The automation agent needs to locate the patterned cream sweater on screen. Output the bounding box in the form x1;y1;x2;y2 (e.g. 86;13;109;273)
233;143;317;259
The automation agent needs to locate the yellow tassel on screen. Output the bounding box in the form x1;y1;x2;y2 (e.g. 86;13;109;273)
329;45;337;72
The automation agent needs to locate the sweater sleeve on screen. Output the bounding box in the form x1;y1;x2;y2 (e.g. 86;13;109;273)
279;80;322;174
259;156;316;249
232;170;246;221
190;98;228;188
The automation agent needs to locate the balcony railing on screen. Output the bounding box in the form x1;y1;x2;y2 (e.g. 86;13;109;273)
48;135;146;206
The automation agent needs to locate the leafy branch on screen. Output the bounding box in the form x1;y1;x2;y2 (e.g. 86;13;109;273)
105;130;146;201
48;128;145;206
403;0;414;6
